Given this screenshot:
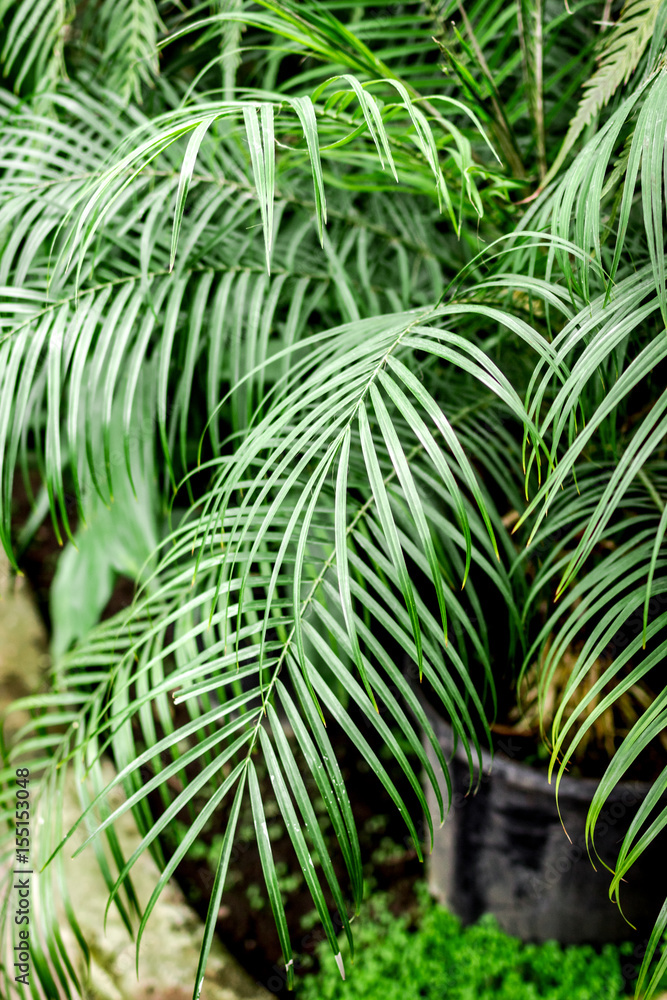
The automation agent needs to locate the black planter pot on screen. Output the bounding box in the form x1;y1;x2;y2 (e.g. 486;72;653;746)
420;694;667;945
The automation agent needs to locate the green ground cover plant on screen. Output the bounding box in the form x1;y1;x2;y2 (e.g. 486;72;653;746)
1;1;667;997
300;891;659;1000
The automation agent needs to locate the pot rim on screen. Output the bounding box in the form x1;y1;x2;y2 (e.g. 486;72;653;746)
417;684;657;803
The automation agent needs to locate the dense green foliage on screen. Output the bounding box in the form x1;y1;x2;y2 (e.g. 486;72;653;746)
1;1;667;998
301;894;641;1000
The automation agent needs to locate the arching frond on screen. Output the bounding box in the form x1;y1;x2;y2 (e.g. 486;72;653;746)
0;288;549;991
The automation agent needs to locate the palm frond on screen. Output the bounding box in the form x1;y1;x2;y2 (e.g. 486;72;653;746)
85;0;164;104
0;288;547;988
